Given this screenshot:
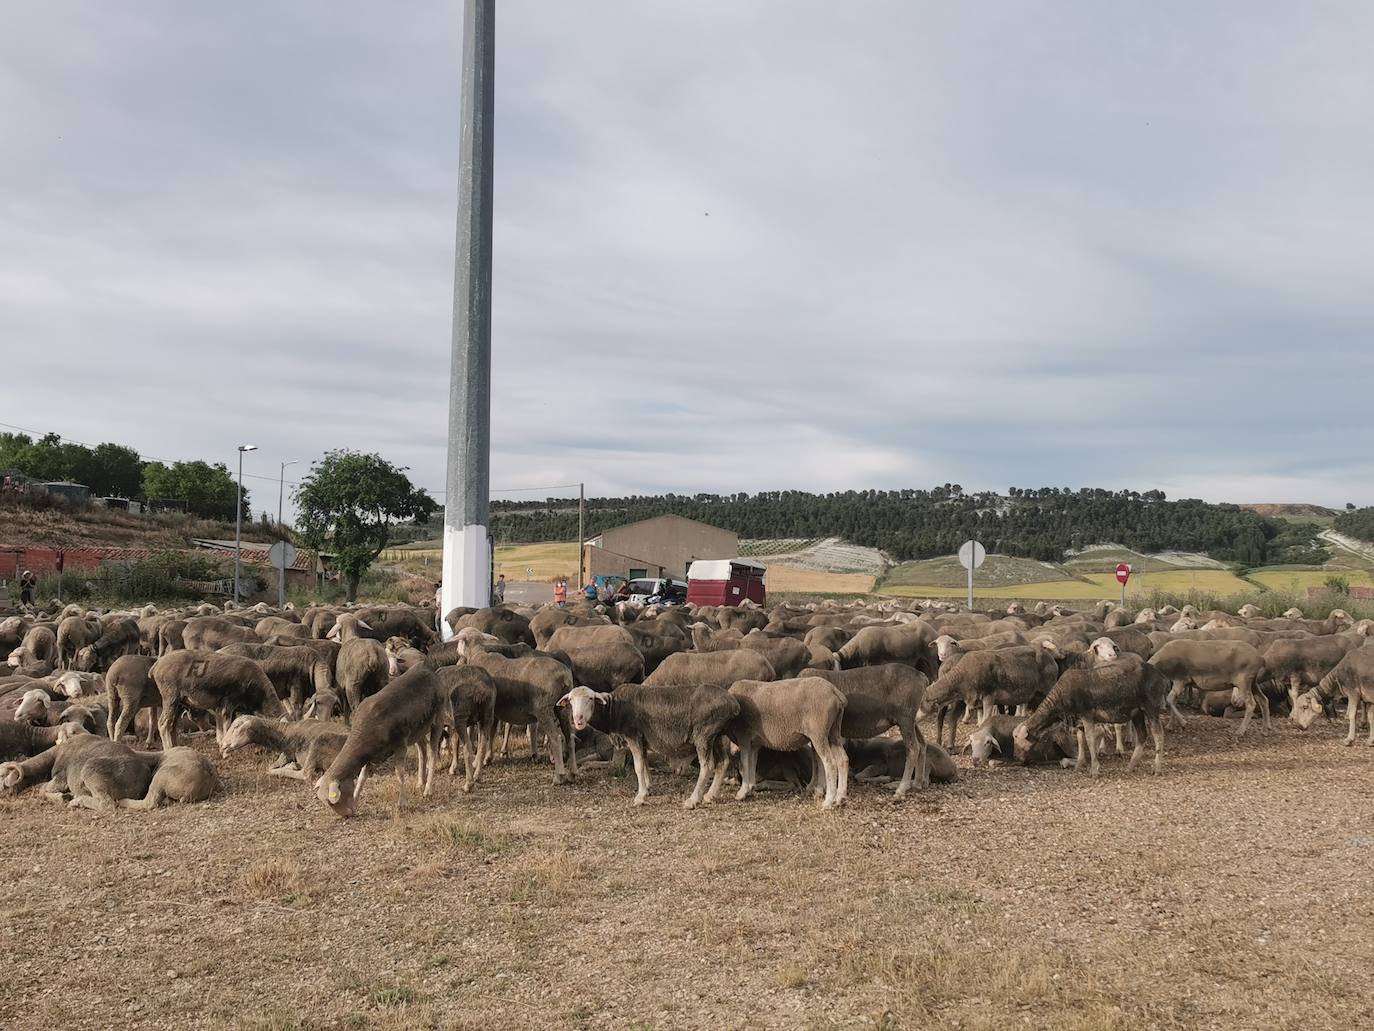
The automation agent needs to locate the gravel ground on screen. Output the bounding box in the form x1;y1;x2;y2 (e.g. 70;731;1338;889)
2;715;1372;1031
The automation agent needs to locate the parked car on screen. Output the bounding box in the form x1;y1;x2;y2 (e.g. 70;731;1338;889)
626;577;688;604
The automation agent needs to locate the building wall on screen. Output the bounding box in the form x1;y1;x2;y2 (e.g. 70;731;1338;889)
583;515;737;583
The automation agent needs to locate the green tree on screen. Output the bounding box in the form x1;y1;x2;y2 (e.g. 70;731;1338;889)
141;460;244;520
294;450;435;600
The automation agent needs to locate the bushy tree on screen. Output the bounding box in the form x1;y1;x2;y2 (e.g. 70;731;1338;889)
294;450;435;600
141;460;245;521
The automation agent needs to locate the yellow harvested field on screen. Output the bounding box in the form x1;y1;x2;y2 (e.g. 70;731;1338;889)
882;568;1257;601
1249;568;1374;592
764;564;875;594
1081;569;1255;597
882;580;1111;600
493;542;579;582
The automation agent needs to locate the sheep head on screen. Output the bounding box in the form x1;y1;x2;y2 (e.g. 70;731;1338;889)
1290;690;1324;731
1282;608;1305;620
1237;604;1261;619
933;635;961;662
317;776;358;818
556;685;611;732
220;715;257;757
14;690;51;723
1088;637;1119;665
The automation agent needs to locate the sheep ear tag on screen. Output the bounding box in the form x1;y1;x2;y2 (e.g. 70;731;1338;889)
327;783;341;804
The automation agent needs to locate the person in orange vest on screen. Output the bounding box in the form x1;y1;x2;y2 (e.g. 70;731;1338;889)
553;578;568;607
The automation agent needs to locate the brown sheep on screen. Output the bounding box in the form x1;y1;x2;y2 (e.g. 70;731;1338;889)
434;665;497;792
1292;648;1374;746
221;714;348;780
1148;639;1267;737
219;642;333;718
149;650;281;749
73;617;141;672
740;632;812;679
56;616;102;669
644;650;776;690
105;655;160;744
726;677;849;808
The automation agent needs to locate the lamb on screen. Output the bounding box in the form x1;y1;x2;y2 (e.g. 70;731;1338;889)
643;650;776;690
1148;639;1267;737
557;683;739;808
220;714;348;780
433;664;497;791
72;618;141;672
726;677;849;808
1013;652;1168;776
847;738;958;785
1292;648;1374;746
104;654;160;744
148;650;281;749
807;663;930;797
315;664;451;817
920;642;1061;749
218;642;333;718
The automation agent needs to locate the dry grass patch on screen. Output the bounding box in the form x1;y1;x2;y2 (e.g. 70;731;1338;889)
237;858;309;901
401;812;519;855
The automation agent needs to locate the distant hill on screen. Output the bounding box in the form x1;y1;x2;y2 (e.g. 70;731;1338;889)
1242;503;1338;520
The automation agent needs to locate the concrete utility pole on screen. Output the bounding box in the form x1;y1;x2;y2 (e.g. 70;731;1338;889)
440;0;495;638
234;444;257;602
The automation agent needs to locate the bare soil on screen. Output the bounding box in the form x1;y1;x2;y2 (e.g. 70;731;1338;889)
2;716;1373;1031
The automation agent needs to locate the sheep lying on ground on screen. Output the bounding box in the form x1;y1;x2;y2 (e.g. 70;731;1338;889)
847;737;958;785
0;733;217;809
220;715;349;781
0;719;81;761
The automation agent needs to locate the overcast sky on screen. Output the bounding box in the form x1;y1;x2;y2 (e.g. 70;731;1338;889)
5;2;1373;513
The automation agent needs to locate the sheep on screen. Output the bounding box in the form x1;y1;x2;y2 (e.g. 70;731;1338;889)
148;650;281;749
8;625;58;672
1148;639;1267;737
803;626;851;653
0;734;217;809
545;624;635;652
807;663;929;797
848;738;958;785
555;641;646;694
740;632;813;679
1292;648;1374;746
157;619;186;655
726;677;849;808
116;747;219;810
218;642;333;718
104;654;160;744
335;636;390;718
56;702;107;735
0;719;79;761
303;689;342;720
1260;635;1360;708
558;682;740;808
56;615;102;669
220;714;348;780
434;665;497;791
837;624;936;676
314;663;451;817
690;623;744;652
353;606;438;648
921;642;1061;749
72;618;141;672
255;616;310;639
182;616;258;651
460;642;577;783
451;607;534;647
1013;652;1168;777
643;650;776;690
965;714;1079;768
619;627;688;676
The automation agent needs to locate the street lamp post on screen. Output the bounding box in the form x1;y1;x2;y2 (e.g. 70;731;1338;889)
234;445;257;602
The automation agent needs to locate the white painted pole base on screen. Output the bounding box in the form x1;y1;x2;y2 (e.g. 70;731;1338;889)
440;523;490;640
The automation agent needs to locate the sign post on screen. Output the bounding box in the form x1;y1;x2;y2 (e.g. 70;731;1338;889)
269;541;298;609
55;549;65;604
1115;562;1132;608
957;539;987;610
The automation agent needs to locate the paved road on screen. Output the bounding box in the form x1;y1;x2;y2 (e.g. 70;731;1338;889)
503;581;552;606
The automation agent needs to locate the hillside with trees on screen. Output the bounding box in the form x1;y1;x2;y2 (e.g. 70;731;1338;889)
1334;506;1374;544
483;486;1325;567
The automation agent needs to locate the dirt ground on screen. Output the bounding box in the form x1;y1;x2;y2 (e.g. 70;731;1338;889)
2;715;1373;1031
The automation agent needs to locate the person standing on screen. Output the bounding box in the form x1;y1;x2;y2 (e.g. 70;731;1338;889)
18;568;36;608
553;578;568;607
493;574;506;604
434;579;443;631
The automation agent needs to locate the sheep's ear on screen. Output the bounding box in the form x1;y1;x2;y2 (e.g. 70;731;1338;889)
556;692;572;708
989;738;1002;754
358;620;373;631
594;691;612;705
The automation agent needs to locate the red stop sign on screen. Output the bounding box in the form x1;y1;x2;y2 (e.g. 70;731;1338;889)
1115;563;1131;584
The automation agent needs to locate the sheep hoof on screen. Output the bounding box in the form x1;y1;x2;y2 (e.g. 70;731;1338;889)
682;797;700;810
1344;738;1356;747
632;794;647;807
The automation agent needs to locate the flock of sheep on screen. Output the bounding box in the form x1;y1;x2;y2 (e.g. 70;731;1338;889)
2;591;1370;816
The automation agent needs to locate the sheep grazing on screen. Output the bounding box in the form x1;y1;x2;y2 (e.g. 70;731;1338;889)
433;665;497;792
462;644;577;784
727;677;849;808
56;615;102;669
1148;639;1266;737
221;714;349;781
315;664;451;818
9;625;58;673
557;683;739;808
148;650;281;749
965;714;1078;768
555;641;646;693
739;632;813;679
1014;649;1168;777
807;664;930;797
1292;648;1374;746
72;617;141;672
1260;635;1359;708
921;642;1061;749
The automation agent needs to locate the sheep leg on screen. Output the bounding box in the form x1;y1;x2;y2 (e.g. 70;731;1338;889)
828;726;849;807
735;744;758;801
352;764;369;799
1235;690;1256;739
527;723;539;761
537;713;570;784
703;744;730;803
112;702;137;742
106;697;120;740
1072;726;1086;771
684;739;715;810
1148;717;1164;774
805;745;824;799
461;726;478;792
625;739;650;806
812;739;838;808
1345;689;1360;746
1114;723;1126;756
1165;693;1187;731
498;722;512;758
267;765;310;781
895;721;928;797
1125;720;1147;773
1081;718;1101;776
1257;690;1272;733
157;703;179;751
118;785;166;811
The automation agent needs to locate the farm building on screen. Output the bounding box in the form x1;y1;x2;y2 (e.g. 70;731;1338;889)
581;514;737;584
